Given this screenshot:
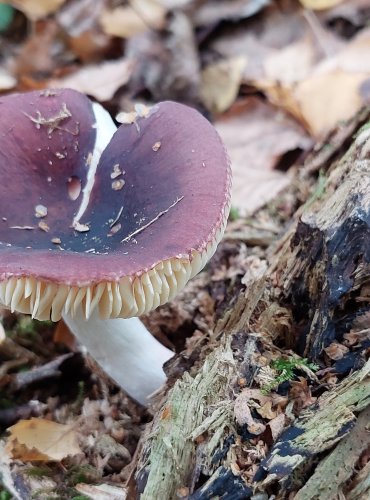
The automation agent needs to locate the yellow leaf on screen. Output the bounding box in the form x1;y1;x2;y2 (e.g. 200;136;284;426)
200;57;247;114
100;0;166;39
299;0;344;10
9;0;66;21
294;71;366;137
6;418;81;462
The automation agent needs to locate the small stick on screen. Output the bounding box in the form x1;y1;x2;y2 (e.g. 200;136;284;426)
121;196;184;243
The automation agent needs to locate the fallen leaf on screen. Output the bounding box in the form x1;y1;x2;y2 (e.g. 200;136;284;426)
289;377;317;412
254;24;370;137
13;20;62;80
9;0;66;21
126;11;200;103
324;27;370;73
262;36;318;86
324;341;349;360
56;0;105;37
299;0;345;10
50;58;133;102
210;8;312;82
294;70;367;137
6;418;81;461
267;413;286;442
200;56;247;114
343;329;370;347
100;0;166;39
194;0;270;27
256;401;278;420
216;98;312;215
53;319;77;351
75;482;127;500
234;390;266;434
56;0;111;63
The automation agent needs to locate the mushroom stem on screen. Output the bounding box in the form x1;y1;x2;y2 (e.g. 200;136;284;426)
62;310;174;405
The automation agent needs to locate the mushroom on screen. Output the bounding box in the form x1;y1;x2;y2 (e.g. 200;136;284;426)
0;89;231;405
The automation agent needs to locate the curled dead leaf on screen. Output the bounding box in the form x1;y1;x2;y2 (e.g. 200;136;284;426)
234;389;267;435
200;56;247;114
324;341;349;360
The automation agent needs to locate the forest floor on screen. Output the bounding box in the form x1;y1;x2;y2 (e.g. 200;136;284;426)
0;1;369;499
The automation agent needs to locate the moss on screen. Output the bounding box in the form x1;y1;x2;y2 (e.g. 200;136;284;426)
17;317;53;338
24;465;54;478
65;464;100;487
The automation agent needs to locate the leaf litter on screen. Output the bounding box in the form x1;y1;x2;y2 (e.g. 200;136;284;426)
1;0;370;498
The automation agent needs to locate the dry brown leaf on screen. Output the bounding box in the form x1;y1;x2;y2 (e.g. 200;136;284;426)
294;70;367;137
56;0;111;63
13;20;61;79
324;341;349;360
256;401;278;420
299;0;344;10
289;378;317;411
9;0;66;21
6;418;81;461
234;392;266;434
200;56;247;114
56;0;105;37
267;413;286;442
50;58;133;102
211;8;313;82
255;25;370;137
318;27;370;73
216;98;312;215
100;1;166;39
262;36;318;86
53;319;76;351
343;329;370;346
209;2;370;137
75;483;128;500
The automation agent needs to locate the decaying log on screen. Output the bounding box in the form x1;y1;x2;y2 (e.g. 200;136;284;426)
256;359;370;490
293;404;370;499
132;111;370;498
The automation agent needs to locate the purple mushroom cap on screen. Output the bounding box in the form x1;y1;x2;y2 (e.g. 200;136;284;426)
0;89;231;320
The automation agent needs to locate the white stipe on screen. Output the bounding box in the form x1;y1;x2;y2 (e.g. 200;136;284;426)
63;309;174;406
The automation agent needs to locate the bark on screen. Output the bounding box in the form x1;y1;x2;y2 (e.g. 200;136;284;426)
131;109;370;499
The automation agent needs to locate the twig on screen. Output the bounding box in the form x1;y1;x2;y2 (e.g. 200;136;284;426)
121;196;184;243
110;206;124;228
23;103;78;136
